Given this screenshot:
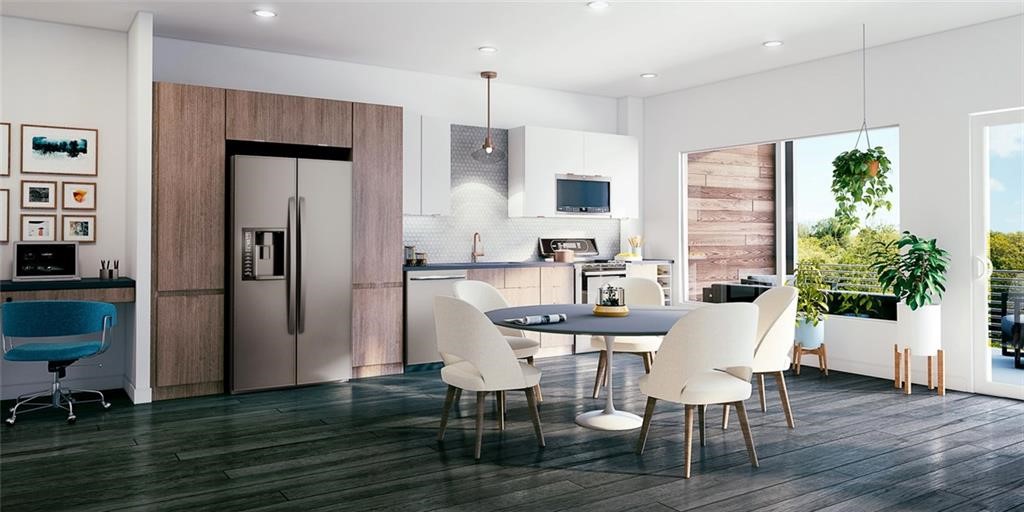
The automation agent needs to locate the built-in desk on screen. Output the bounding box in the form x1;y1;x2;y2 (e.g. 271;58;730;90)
1;278;136;303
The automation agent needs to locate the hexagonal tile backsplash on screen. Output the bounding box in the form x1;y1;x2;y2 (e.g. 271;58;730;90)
403;124;621;263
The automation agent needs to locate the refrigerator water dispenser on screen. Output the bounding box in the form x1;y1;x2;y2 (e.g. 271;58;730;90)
242;228;285;280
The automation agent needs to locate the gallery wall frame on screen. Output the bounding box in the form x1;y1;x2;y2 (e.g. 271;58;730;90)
20;214;57;242
0;189;9;242
62;181;97;210
62;214;96;243
0;122;10;176
20;124;99;176
20;180;58;209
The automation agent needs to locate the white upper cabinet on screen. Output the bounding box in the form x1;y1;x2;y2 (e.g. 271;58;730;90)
508;126;638;218
403;113;451;216
584;132;640;219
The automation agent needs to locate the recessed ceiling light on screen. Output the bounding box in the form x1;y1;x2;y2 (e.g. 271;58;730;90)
587;1;610;10
762;40;784;48
478;46;498;54
252;9;277;18
640;73;658;79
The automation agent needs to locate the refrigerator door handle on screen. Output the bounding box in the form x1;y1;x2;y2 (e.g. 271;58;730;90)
298;196;307;334
287;197;297;335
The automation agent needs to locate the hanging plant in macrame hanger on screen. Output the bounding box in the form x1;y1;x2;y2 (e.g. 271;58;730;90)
831;24;894;228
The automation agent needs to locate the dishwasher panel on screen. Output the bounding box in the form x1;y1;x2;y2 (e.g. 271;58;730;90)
405;270;468;365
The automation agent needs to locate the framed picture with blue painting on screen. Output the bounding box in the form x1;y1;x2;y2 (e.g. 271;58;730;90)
21;124;98;176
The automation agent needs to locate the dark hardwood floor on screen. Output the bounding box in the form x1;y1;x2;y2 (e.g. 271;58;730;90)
2;354;1023;511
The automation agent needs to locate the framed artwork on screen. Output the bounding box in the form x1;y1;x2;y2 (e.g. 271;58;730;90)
62;182;97;210
21;124;98;176
21;214;57;241
0;122;10;176
62;215;96;243
21;180;58;209
0;189;8;242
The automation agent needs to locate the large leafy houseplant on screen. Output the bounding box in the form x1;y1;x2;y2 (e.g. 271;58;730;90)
869;231;951;310
791;260;829;326
831;146;894;228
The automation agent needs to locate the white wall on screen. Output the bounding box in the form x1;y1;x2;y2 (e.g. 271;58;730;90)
644;16;1024;392
0;17;133;399
154;37;618;134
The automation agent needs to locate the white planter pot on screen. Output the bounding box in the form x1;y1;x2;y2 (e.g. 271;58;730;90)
795;317;825;348
897;303;942;356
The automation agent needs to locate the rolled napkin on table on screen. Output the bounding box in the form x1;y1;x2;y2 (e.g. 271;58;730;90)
506;314;567;326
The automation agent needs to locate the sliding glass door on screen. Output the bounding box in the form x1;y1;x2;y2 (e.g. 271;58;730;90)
971;108;1024;399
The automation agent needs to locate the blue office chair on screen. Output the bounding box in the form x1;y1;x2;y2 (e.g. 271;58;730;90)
2;301;117;425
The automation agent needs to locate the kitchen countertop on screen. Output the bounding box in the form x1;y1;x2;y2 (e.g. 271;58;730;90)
403;259;673;272
1;277;136;292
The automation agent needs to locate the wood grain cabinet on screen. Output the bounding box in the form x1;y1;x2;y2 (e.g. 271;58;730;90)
152;82;227;400
539;266;575;356
351;102;404;377
226;89;353;147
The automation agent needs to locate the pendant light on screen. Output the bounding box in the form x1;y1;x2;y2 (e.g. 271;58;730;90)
471;71;506;163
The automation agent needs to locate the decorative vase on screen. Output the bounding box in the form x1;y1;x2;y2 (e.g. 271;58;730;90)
897;303;942;356
795;316;825;349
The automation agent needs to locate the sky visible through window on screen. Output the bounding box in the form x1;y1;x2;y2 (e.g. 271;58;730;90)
793;126;900;230
989;122;1024;234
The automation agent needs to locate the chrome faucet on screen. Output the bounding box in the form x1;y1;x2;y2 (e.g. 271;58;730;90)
471;232;484;263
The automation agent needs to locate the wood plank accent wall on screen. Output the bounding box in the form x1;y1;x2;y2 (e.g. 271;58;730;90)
687;144;776;300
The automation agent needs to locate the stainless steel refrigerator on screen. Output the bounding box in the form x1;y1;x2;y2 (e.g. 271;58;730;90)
231;155;353;393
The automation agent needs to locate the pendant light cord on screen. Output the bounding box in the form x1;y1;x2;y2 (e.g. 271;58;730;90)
855;23;872;150
486;76;492;141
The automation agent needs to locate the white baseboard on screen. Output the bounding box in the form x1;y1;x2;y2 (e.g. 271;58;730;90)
123;377;152;404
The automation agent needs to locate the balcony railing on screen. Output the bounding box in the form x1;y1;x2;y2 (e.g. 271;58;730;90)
989;269;1024;345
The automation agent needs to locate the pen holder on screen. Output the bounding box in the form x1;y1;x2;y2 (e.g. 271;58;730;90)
100;269;117;280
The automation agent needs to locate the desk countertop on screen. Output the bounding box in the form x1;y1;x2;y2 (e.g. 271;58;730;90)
1;277;136;292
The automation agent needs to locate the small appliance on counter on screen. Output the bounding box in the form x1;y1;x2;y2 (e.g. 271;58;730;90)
554;249;575;263
538;237;599;261
12;242;80;282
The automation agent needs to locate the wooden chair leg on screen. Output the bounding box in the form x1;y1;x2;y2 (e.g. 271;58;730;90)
927;355;934;390
904;347;912;395
636;397;657;454
774;371;795;429
793;344;801;375
893;344;902;389
497;391;506;431
474;392;487;460
592;350;608;399
642;352;653;373
758;374;767;412
722;404;730;430
438;385;458;442
525;387;545;447
698;404;707;447
527;356;543;402
937;349;945;396
821;343;829;376
684;404;695;479
734;400;759;468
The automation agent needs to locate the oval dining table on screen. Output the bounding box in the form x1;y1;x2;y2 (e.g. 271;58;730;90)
486;303;701;431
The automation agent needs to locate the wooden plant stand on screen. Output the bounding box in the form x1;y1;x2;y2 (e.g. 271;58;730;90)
792;343;828;376
893;344;945;396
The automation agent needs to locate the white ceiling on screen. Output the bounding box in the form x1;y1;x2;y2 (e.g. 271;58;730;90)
3;1;1021;98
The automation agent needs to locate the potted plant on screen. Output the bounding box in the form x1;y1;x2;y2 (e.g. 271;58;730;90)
791;260;829;348
831;146;894;228
870;231;951;359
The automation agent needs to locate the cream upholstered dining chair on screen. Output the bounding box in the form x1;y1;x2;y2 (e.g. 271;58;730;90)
591;277;665;399
635;302;760;479
434;296;545;460
722;286;799;430
453;280;543;400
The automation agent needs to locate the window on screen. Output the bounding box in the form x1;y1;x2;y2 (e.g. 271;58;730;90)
788;126;900;317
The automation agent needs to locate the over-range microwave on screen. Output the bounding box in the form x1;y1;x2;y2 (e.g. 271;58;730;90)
555;173;611;214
